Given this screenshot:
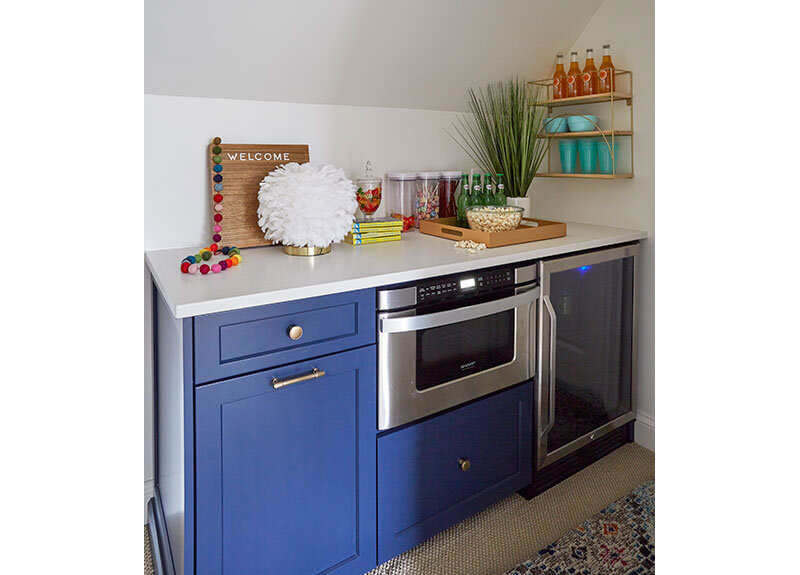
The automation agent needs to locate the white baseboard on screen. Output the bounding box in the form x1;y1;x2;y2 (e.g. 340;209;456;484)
634;411;655;452
144;479;155;524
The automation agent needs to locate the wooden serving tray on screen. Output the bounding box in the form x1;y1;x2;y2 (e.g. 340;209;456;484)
419;217;566;248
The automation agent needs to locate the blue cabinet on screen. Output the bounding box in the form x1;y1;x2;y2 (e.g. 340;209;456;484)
376;382;532;562
194;347;376;575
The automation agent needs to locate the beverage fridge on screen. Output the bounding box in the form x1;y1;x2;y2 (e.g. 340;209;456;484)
520;243;639;498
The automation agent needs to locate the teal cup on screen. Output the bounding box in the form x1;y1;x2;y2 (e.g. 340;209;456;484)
558;140;578;174
578;138;597;174
597;139;621;174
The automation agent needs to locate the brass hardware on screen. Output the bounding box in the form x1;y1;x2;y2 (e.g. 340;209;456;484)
590;433;596;440
283;245;332;256
288;325;304;340
458;458;471;472
271;368;326;389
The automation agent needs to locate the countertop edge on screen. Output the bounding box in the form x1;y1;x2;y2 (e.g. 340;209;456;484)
149;229;647;319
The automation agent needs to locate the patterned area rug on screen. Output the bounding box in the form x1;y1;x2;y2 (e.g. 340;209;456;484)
504;480;654;575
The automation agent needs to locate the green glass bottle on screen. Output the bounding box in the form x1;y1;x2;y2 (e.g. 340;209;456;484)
493;173;507;206
470;174;482;207
456;173;470;226
483;174;493;206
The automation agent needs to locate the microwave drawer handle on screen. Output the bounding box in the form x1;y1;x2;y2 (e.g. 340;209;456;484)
380;285;540;334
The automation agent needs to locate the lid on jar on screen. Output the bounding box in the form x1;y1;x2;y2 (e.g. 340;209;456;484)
355;177;382;187
440;170;463;179
386;172;416;180
416;171;440;179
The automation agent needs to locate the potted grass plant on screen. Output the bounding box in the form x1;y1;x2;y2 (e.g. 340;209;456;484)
450;78;550;218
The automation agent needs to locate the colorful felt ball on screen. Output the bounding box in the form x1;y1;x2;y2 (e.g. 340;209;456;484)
231;254;241;264
214;184;223;192
200;264;210;274
230;257;238;266
226;258;234;267
229;248;240;256
181;261;190;273
210;243;218;252
214;214;223;222
212;156;221;164
201;251;212;261
212;145;222;154
213;137;221;145
185;255;195;264
188;264;198;274
212;233;221;242
213;165;223;173
219;260;228;270
213;174;222;183
213;193;223;202
211;264;221;273
214;203;223;212
213;225;222;233
221;247;229;255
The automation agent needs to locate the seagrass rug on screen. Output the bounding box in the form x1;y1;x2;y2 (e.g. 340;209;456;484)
504;479;655;575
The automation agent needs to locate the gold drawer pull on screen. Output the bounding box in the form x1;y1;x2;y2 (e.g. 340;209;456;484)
272;368;326;389
288;325;304;340
458;458;471;472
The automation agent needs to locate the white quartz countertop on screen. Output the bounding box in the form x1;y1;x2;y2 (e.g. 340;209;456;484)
146;222;647;318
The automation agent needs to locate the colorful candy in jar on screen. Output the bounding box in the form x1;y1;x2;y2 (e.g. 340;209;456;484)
414;172;440;227
355;184;382;219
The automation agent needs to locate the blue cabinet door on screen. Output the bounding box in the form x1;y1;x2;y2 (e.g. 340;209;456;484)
377;382;532;563
195;347;377;575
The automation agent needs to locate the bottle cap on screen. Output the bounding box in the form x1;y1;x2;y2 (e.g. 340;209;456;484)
557;52;563;57
603;43;610;48
586;48;593;53
440;171;463;179
571;51;578;55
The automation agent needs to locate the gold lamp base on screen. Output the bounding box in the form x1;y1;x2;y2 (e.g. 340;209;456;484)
283;245;332;257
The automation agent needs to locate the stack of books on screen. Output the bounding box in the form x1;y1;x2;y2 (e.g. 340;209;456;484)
345;217;403;245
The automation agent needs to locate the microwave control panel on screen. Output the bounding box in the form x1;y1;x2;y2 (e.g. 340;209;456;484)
417;267;515;304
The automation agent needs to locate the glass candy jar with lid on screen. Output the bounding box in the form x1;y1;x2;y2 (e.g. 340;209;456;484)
354;161;382;220
386;172;417;231
414;172;440;226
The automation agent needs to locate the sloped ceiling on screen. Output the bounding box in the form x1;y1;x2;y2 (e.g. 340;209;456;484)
145;0;603;112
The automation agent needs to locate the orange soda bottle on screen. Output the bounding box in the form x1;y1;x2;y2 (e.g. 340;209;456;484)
598;43;615;93
581;48;598;95
552;53;566;99
566;51;582;98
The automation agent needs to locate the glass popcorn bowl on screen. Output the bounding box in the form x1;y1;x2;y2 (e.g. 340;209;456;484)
465;205;524;232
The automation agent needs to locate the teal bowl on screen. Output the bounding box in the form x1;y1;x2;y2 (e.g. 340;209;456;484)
567;114;599;132
544;117;569;133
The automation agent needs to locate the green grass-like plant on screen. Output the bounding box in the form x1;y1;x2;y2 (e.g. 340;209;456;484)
450;78;549;198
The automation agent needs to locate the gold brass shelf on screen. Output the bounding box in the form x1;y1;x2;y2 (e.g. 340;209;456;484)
538;172;633;179
538;130;632;139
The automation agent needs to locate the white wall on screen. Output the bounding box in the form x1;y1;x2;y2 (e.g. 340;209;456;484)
145;0;603;111
531;0;655;450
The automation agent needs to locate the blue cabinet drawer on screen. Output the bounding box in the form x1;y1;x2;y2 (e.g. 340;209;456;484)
377;382;532;563
195;347;377;575
193;288;375;383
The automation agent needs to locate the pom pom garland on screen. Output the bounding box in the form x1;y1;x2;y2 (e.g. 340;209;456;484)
181;245;241;275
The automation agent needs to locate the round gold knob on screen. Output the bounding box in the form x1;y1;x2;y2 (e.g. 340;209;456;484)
458;458;471;472
288;325;303;340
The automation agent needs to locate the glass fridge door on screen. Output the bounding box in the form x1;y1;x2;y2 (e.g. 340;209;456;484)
536;244;638;469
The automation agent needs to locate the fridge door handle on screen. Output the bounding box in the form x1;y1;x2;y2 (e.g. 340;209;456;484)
542;293;557;434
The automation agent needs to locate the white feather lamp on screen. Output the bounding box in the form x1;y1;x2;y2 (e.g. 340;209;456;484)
257;162;357;256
